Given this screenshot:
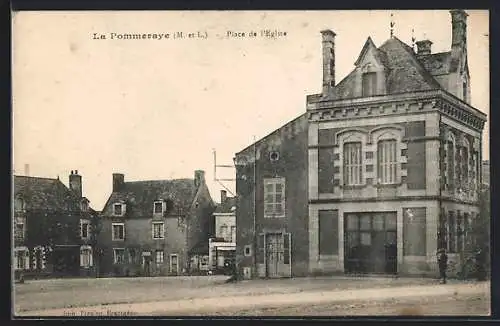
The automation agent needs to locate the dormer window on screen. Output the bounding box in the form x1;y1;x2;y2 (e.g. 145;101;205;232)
154;201;164;214
362;72;377;97
80;200;89;212
113;203;123;216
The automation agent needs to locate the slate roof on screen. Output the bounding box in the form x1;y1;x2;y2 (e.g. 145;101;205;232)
101;179;199;218
214;196;237;214
13;176;81;211
418;51;452;76
329;37;444;100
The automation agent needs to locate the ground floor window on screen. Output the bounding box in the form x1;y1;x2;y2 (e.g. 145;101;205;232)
113;248;125;264
80;246;93;268
14;248;29;270
155;250;164;266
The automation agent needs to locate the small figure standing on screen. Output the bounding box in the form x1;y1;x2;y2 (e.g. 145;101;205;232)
475;247;487;281
437;248;448;284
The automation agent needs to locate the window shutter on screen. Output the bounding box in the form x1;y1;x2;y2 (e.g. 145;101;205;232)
257;234;265;264
24;250;30;270
283;233;291;264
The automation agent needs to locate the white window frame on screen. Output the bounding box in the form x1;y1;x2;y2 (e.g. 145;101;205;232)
377;139;398;184
14;247;29;270
155;250;164;265
444;131;456;191
14;197;25;213
80;245;93;268
153;201;164;215
343;142;363;186
113;248;126;264
152;221;165;239
263;177;286;218
244;245;252;257
112;223;125;241
80;219;90;239
169;254;179;274
113;203;124;216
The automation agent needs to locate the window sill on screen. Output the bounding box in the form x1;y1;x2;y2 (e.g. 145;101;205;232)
112;239;125;241
264;215;285;219
374;183;401;188
153;237;165;240
341;185;365;190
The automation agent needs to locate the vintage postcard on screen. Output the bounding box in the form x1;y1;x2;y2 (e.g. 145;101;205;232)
12;10;490;317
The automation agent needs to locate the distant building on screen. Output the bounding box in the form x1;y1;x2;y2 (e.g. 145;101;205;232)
207;190;237;273
13;170;98;279
98;170;215;277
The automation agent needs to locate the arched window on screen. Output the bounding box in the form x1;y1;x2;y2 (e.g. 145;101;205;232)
458;137;471;194
14;197;25;212
377;139;398;184
443;132;456;191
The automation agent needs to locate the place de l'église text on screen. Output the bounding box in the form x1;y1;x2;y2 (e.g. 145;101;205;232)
92;30;287;41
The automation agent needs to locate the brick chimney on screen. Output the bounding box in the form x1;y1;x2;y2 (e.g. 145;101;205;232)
112;173;125;192
321;29;336;95
24;164;30;176
450;9;468;48
415;39;432;56
69;170;82;198
194;170;205;188
220;190;227;204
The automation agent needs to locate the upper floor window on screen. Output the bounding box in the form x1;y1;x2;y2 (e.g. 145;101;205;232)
15;197;25;212
343;142;363;185
152;222;165;239
264;178;285;218
80;200;89;212
80;219;90;239
220;224;228;240
154;201;164;214
112;223;125;241
362;72;377;97
113;203;123;216
377;139;397;184
15;218;25;241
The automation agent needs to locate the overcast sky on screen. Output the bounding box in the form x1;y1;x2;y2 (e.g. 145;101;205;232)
12;10;489;210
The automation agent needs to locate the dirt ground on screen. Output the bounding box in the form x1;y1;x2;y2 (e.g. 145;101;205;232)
193;293;490;316
13;275;486;315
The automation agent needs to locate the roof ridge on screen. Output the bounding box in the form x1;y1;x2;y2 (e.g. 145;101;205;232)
14;175;58;181
125;178;194;184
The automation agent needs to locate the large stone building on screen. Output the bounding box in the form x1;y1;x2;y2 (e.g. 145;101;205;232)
307;10;486;276
98;170;215;277
235;9;487;278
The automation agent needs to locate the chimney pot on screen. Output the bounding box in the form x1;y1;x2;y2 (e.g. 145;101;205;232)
320;29;336;95
194;170;205;187
415;39;433;56
112;173;125;192
75;170;78;175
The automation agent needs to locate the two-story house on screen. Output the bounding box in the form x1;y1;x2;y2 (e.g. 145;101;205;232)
98;170;215;277
207;190;237;274
13;170;98;279
307;10;486;276
235;114;309;279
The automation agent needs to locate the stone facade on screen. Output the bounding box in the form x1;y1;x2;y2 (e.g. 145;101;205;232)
98;171;215;277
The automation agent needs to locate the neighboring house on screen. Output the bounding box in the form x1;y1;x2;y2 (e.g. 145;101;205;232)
98;170;215;277
235;114;309;279
235;10;487;279
307;10;486;277
13;170;99;279
207;190;237;273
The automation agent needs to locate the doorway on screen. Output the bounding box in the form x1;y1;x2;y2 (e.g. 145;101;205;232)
344;212;397;274
264;233;291;278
